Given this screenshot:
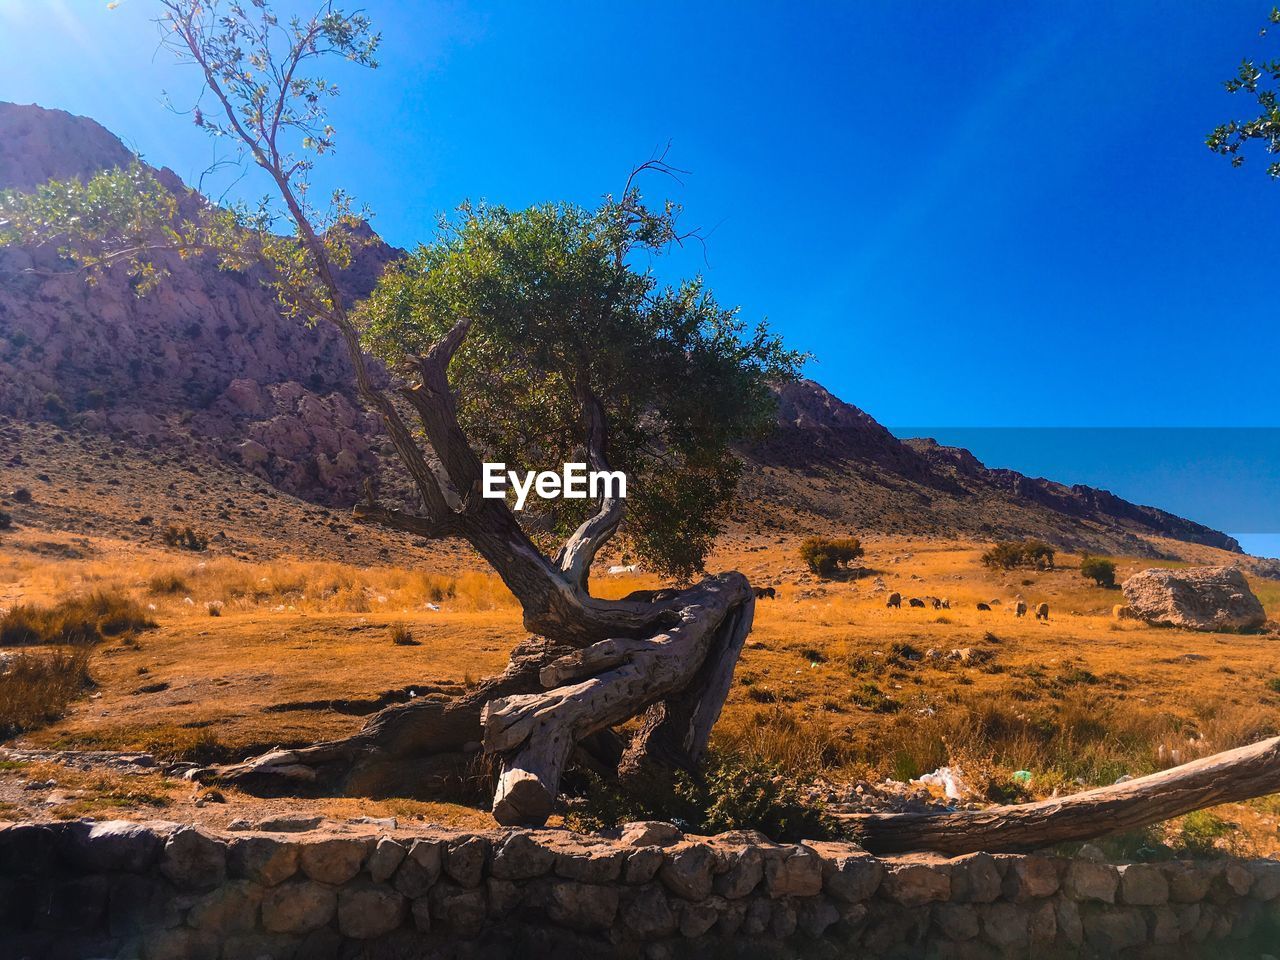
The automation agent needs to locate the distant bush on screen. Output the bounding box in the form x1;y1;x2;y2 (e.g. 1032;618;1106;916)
564;752;841;842
0;649;92;737
139;726;229;765
42;392;69;424
163;525;208;552
390;625;419;646
0;511;11;531
982;538;1056;571
147;572;189;595
799;535;864;576
0;592;155;647
1080;556;1118;588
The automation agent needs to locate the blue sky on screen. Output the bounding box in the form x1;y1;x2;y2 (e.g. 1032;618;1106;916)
2;1;1279;549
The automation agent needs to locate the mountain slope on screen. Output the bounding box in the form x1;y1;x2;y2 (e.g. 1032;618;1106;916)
0;101;1241;560
739;381;1238;556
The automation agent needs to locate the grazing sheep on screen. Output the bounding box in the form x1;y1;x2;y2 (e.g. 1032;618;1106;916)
1015;600;1028;618
886;592;902;609
941;598;951;609
931;597;942;610
976;602;991;611
909;597;926;608
752;586;777;600
1035;602;1049;620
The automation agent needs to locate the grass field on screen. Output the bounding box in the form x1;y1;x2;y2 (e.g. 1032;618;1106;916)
2;526;1279;854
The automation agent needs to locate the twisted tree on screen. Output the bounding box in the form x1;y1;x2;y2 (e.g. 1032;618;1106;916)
0;0;800;825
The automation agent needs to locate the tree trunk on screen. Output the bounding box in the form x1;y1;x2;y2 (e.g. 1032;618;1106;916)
840;735;1280;855
202;574;755;825
485;576;752;824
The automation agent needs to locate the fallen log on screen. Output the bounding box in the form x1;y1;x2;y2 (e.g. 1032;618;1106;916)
840;735;1280;855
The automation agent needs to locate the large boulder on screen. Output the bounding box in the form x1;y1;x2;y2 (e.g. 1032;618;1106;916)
1121;565;1266;632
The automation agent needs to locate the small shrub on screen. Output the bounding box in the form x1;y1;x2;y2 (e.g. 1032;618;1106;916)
0;649;92;736
888;641;922;664
1056;665;1099;686
1267;677;1280;694
981;539;1056;571
147;572;189;595
1080;556;1118;588
1022;539;1056;570
0;511;11;531
700;755;840;841
851;681;900;713
0;592;155;647
42;392;69;424
845;653;872;674
163;525;208;552
390;625;419;646
981;541;1024;570
564;753;841;842
799;535;864;577
1176;810;1238;857
139;727;228;764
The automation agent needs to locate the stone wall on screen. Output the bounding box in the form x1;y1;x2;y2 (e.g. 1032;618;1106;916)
2;818;1278;959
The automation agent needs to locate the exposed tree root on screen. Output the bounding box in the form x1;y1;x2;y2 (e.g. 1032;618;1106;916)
201;575;754;825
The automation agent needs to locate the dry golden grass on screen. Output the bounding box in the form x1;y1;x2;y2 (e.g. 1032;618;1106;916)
711;537;1280;789
0;650;92;737
3;530;1280;850
1;591;154;646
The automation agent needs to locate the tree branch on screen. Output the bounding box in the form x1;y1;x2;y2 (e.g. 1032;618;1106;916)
555;386;626;591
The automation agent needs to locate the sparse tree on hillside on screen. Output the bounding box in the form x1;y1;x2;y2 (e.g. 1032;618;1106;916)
980;538;1055;571
0;0;801;824
1208;8;1280;178
798;535;863;576
1080;555;1118;589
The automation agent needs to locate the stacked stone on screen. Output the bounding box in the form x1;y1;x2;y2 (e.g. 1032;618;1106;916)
2;818;1280;958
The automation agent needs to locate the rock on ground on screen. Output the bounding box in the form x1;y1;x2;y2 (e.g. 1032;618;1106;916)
1121;565;1266;632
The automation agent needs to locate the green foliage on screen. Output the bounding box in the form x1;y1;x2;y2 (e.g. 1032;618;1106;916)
0;0;381;322
358;200;804;579
1176;810;1238;857
0;0;804;584
981;538;1056;571
1080;555;1118;588
1207;8;1280;179
0;592;155;647
798;535;864;576
564;752;841;842
0;161;367;323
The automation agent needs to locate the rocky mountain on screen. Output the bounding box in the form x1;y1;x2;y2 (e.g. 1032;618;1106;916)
742;381;1238;556
0;102;396;505
0;101;1242;558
